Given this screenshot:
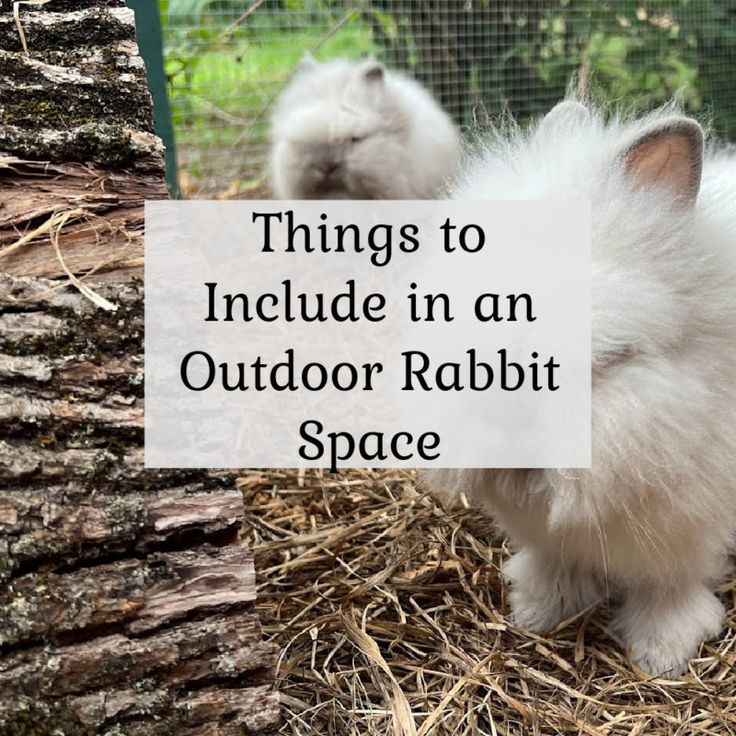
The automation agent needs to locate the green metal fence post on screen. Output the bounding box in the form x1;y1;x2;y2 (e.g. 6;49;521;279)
127;0;180;198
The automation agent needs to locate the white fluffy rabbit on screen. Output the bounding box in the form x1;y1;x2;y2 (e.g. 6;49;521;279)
424;100;736;676
270;54;461;199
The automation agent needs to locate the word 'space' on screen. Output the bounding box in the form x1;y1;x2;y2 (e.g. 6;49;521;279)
299;420;441;473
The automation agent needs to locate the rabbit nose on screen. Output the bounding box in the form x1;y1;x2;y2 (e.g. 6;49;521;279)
323;161;339;175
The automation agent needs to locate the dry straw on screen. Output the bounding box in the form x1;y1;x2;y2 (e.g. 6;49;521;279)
0;207;143;310
241;468;736;735
10;0;53;55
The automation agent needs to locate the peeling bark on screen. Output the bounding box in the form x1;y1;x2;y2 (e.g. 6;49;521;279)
0;3;278;733
0;485;247;581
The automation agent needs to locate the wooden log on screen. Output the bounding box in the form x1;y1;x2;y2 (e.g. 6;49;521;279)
0;485;246;582
0;2;279;733
1;544;258;644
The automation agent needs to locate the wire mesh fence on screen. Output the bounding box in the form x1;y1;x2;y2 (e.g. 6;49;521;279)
160;1;736;199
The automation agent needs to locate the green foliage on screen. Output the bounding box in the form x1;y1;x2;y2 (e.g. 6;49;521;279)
159;0;735;190
679;0;736;137
365;0;735;136
161;1;374;183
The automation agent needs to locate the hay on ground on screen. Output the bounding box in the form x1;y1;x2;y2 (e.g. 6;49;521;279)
240;468;736;736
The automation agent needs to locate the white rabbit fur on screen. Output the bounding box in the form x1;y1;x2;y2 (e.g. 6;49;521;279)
424;101;736;676
270;56;461;199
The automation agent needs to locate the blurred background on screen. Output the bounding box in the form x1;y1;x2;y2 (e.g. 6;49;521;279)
157;1;736;198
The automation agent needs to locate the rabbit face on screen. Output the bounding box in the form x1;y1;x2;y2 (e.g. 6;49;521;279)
270;56;461;199
270;57;412;199
456;102;713;373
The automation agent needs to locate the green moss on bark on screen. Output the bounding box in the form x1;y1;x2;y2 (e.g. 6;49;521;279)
1;704;96;736
0;123;146;166
0;0;125;12
0;11;133;54
0;79;153;131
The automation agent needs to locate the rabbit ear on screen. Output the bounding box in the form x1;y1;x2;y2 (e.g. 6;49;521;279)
298;51;317;72
621;117;704;204
361;58;385;84
537;100;590;137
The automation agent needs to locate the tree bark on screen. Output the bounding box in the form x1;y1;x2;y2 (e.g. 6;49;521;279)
0;2;279;733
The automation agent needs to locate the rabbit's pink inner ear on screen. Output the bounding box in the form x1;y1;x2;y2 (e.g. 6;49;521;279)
623;121;704;203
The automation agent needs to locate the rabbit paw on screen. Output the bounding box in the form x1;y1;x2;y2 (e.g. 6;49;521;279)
504;547;601;632
614;583;724;677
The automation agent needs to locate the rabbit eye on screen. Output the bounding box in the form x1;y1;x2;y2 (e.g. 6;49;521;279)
350;135;364;144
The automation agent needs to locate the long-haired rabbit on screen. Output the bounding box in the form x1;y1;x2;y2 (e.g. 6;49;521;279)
424;100;736;676
269;55;461;199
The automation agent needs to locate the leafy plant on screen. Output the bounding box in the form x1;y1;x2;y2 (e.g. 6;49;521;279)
159;0;735;192
364;0;735;135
